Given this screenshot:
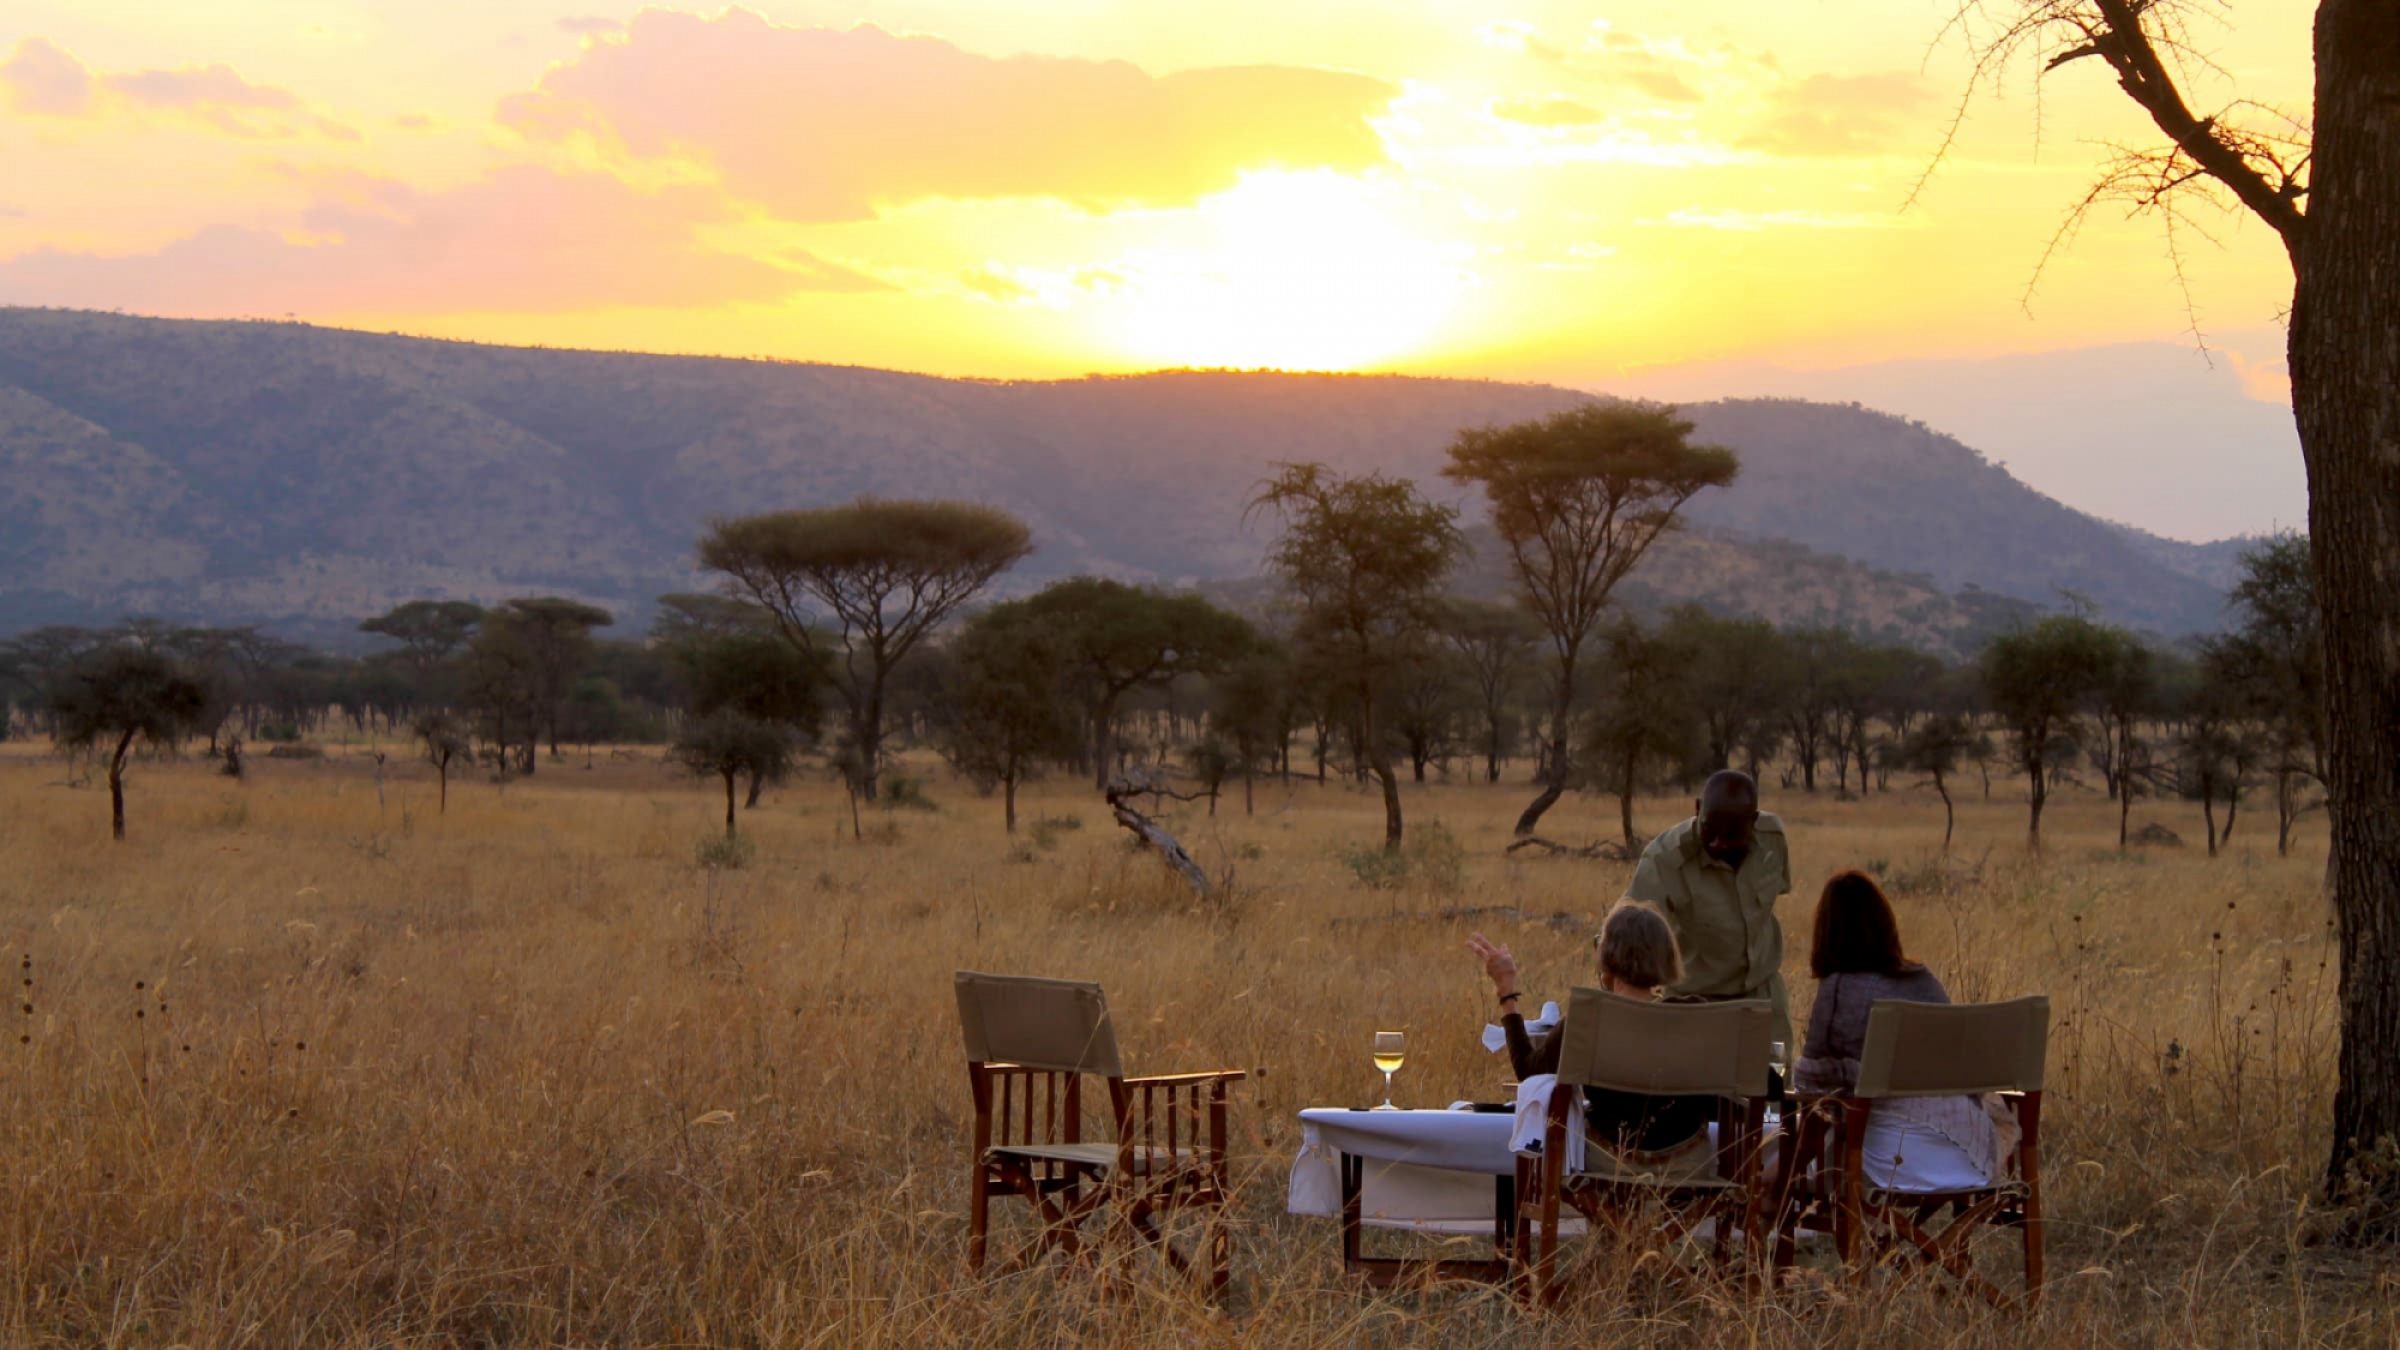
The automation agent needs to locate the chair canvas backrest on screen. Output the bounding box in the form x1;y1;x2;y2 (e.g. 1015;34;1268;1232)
1552;987;1773;1097
1855;995;2050;1099
954;970;1124;1077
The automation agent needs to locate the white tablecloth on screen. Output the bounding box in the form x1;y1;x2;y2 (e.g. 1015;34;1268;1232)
1288;1107;1521;1235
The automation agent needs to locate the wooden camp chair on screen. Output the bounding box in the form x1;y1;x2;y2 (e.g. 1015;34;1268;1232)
955;970;1247;1293
1774;995;2048;1305
1513;989;1776;1306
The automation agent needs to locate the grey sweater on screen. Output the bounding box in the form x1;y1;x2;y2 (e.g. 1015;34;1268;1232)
1797;966;1949;1091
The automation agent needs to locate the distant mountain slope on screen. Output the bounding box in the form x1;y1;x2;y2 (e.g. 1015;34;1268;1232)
1668;399;2231;634
0;309;2240;646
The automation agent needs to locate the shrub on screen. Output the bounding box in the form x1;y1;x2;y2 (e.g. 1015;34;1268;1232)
879;775;940;812
696;832;756;870
1027;814;1083;850
258;721;303;744
1340;819;1466;896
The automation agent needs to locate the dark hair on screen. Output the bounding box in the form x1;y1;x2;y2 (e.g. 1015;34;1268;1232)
1809;870;1919;978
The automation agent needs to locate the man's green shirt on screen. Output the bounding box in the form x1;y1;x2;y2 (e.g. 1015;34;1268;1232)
1625;811;1792;1004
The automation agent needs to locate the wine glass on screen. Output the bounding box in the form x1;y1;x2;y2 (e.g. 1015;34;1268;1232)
1767;1039;1790;1126
1371;1031;1406;1110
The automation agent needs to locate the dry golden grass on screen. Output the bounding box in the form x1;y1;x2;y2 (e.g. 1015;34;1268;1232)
0;739;2388;1346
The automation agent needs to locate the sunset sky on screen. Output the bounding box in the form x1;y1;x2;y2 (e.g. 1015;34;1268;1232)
0;1;2314;537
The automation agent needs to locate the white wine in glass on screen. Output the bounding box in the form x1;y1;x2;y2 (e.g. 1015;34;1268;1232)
1372;1031;1406;1110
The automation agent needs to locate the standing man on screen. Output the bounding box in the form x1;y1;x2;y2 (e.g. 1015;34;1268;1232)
1625;770;1793;1046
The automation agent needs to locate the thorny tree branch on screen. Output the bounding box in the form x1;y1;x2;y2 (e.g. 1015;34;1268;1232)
1915;0;2310;327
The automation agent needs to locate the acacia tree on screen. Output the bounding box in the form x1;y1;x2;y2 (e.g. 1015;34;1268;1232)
1938;0;2399;1203
1901;714;1977;850
489;598;613;769
1444;404;1738;837
1582;618;1698;848
673;711;794;839
1778;627;1857;794
935;608;1081;833
360;601;486;677
1213;644;1297;808
415;711;469;813
50;647;209;841
1980;617;2112;847
1665;606;1787;774
988;578;1257;790
699;499;1032;802
1435;598;1541;783
1250;463;1464;852
2088;629;2160;848
2215;535;2325;855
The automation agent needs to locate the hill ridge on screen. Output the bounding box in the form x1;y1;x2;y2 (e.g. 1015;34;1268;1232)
0;307;2238;648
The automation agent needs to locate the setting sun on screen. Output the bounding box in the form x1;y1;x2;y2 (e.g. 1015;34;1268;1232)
1093;172;1475;371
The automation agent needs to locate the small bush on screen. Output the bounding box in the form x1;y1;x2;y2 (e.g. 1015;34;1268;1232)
696;832;756;870
1340;819;1466;895
258;721;303;744
879;775;939;813
1027;814;1083;850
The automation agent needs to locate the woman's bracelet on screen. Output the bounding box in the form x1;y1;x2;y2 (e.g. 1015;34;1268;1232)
1497;991;1521;1005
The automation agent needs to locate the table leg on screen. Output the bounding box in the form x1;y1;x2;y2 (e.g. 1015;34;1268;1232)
1333;1149;1515;1287
1493;1172;1515;1262
1340;1151;1363;1271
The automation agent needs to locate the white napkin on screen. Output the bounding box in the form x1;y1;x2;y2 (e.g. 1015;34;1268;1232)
1508;1073;1586;1173
1286;1122;1342;1216
1480;1000;1562;1054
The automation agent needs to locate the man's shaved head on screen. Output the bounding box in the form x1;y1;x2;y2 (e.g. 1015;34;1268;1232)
1697;770;1760;865
1701;770;1758;814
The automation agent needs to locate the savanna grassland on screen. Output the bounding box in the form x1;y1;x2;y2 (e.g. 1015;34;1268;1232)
0;740;2385;1347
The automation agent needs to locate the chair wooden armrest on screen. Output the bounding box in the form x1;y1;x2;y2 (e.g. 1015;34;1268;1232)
1119;1069;1248;1088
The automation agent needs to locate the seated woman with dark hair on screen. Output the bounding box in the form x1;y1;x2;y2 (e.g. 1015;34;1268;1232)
1468;901;1715;1157
1798;869;2008;1189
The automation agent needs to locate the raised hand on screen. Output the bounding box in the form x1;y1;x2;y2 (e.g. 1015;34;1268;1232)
1465;932;1519;997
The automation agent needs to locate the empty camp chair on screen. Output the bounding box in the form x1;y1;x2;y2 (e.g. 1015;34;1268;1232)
955;970;1247;1292
1514;989;1775;1306
1790;996;2049;1304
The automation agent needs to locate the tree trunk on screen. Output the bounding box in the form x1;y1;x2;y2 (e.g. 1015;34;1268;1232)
2203;785;2219;859
1004;775;1018;834
437;759;450;814
1514;661;1575;838
1243;770;1254;817
1937;776;1954;851
1091;693;1119;792
2026;752;2047;849
2278;767;2296;857
1618;747;1638;849
108;729;133;841
722;770;738;838
2119;773;2132;849
854;701;882;803
2296;0;2400;1205
1374;752;1403;852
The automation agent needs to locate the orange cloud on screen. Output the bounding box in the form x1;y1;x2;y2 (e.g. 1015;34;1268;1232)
0;37;352;139
1741;72;1930;158
0;167;872;314
500;9;1397;220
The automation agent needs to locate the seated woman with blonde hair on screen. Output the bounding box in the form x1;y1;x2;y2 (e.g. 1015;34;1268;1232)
1468;900;1714;1156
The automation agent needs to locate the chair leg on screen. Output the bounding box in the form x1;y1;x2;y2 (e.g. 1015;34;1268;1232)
2022;1145;2046;1304
968;1163;990;1273
1537;1177;1564;1308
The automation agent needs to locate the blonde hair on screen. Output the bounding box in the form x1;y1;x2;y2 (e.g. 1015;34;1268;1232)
1597;901;1683;993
